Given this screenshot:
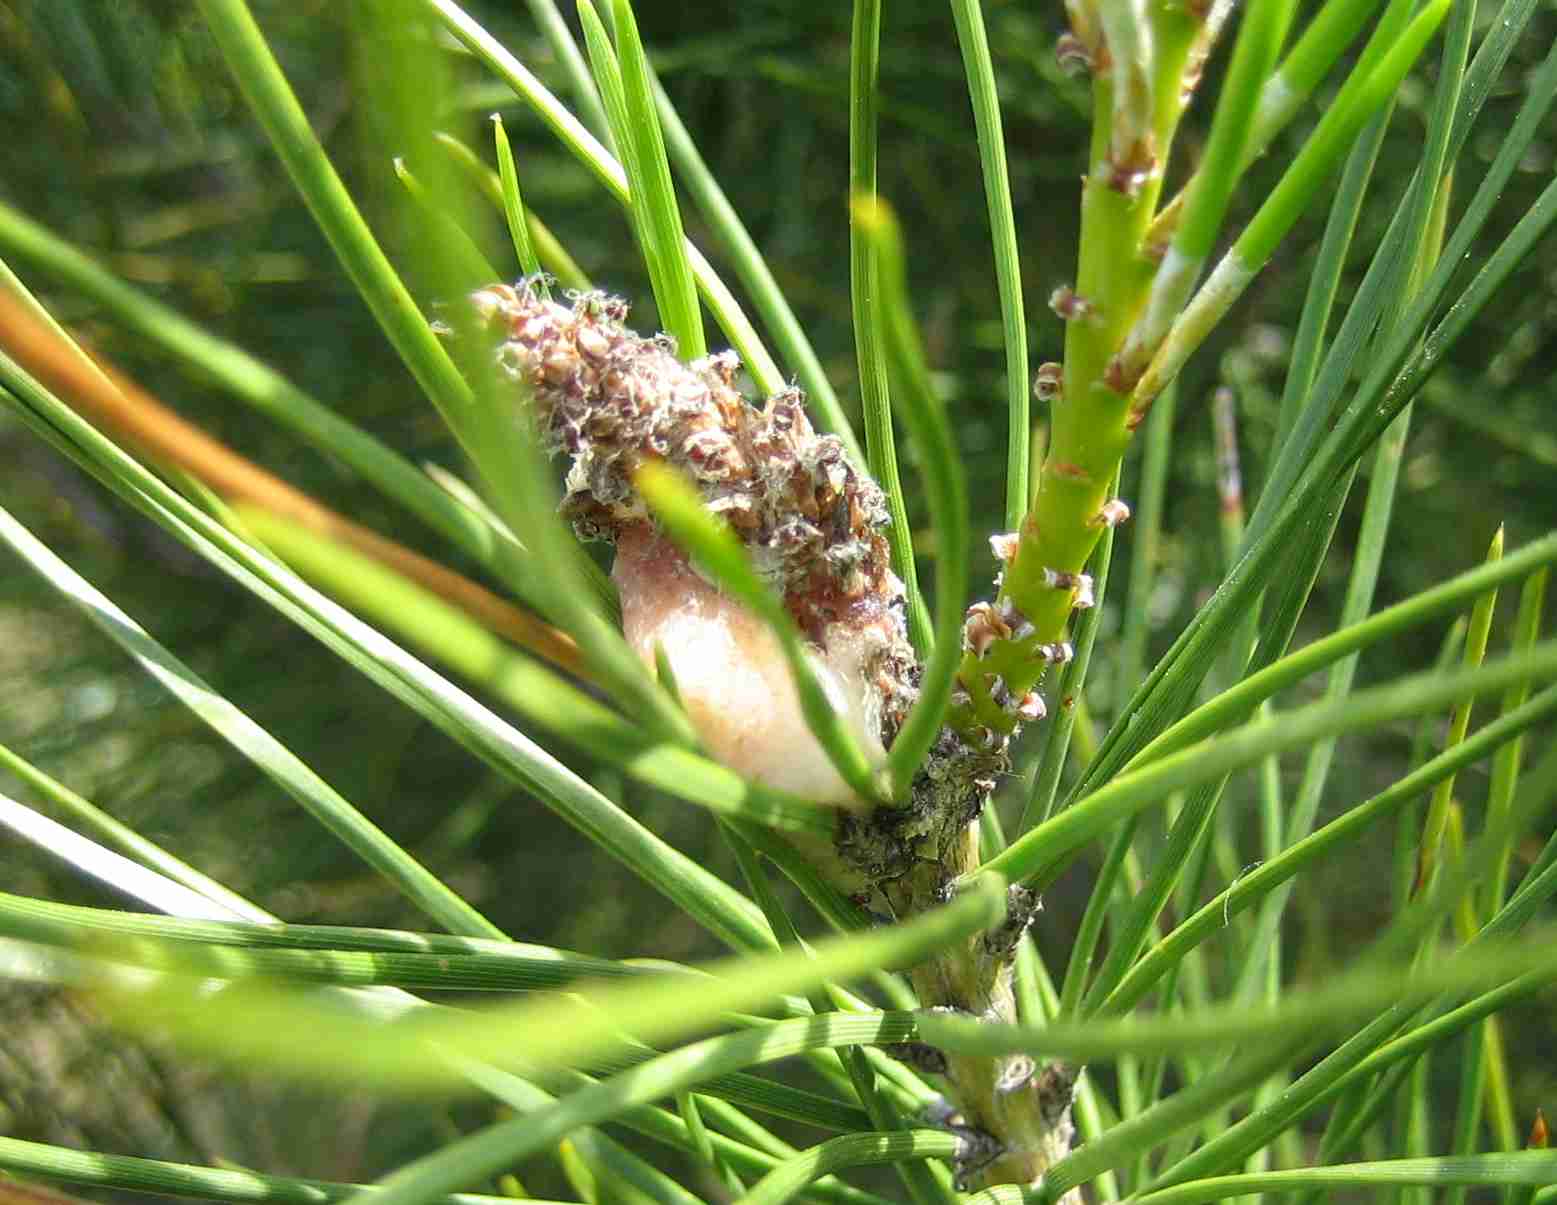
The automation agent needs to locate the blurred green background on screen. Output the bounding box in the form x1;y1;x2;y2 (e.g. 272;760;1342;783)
1;0;1555;1196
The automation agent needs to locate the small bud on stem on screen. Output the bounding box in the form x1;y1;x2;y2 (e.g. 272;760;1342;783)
467;282;919;803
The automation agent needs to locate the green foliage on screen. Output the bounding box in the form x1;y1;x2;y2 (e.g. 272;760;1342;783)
1;3;1555;1205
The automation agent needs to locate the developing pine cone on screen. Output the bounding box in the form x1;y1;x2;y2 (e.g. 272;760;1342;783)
468;281;918;805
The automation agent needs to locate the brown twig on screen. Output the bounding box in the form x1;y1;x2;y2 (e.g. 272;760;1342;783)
0;1176;97;1205
0;287;584;679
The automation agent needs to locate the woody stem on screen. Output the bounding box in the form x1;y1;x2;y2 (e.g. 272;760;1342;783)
875;4;1220;1190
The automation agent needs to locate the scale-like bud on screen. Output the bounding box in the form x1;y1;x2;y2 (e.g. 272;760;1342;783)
468;282;918;802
